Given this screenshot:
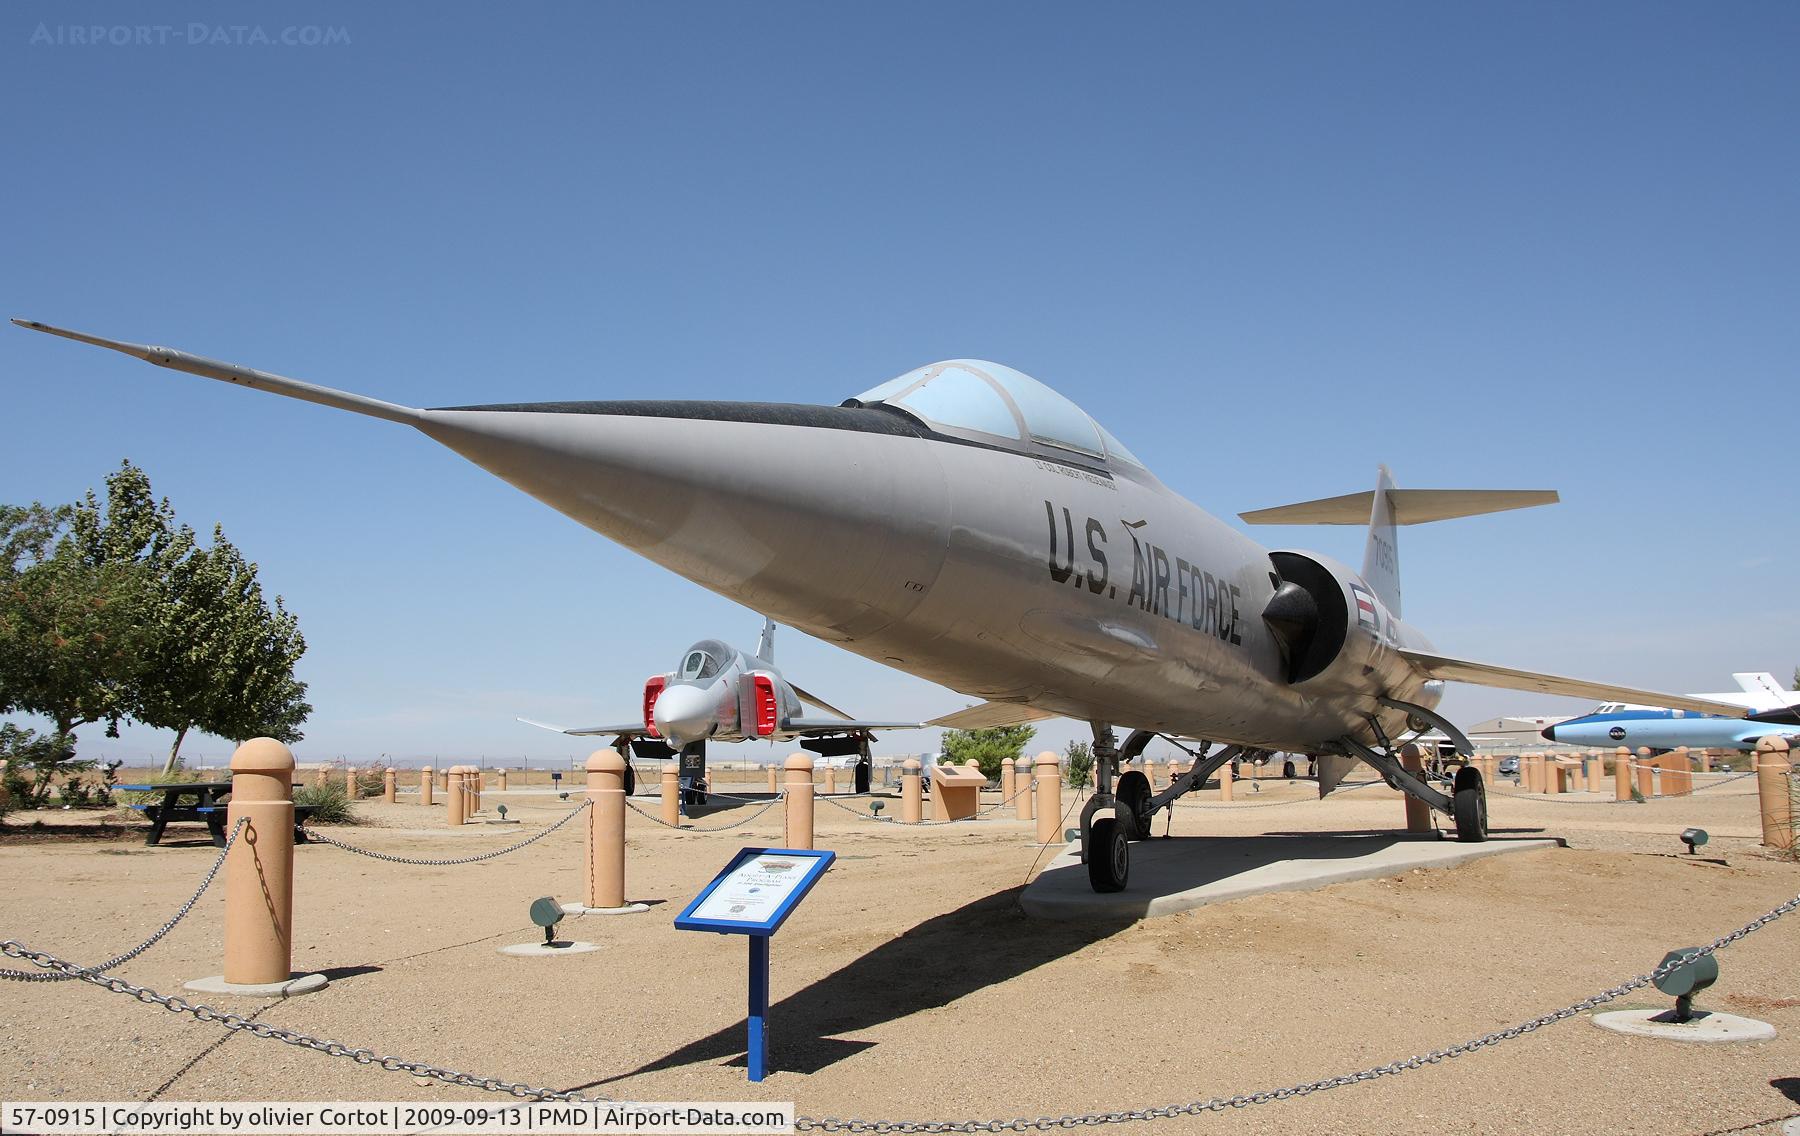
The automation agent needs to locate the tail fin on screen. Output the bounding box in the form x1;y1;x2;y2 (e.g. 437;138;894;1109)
1239;472;1561;619
756;616;776;662
1362;465;1401;615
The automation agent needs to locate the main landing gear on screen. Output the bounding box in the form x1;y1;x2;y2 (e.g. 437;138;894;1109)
1334;731;1488;843
1076;723;1262;893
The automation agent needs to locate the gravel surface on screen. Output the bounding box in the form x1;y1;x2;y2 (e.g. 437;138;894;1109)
2;774;1796;1134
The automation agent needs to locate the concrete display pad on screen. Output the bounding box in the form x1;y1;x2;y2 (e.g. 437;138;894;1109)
1592;1008;1775;1043
499;941;599;956
1022;833;1562;920
184;972;329;998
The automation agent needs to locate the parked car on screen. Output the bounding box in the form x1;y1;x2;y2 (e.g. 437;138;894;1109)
1497;756;1520;777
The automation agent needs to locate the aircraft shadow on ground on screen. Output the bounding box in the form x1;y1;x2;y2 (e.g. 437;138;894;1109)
574;887;1132;1086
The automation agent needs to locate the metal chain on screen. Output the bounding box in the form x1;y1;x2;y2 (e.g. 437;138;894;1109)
0;940;609;1101
0;818;247;983
623;794;786;832
301;801;590;865
818;783;1031;824
1510;769;1760;805
794;887;1800;1132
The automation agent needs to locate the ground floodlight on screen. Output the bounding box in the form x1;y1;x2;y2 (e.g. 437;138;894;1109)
529;896;564;946
497;803;508;820
1680;827;1708;855
1652;947;1718;1023
870;800;884;817
558;791;570;800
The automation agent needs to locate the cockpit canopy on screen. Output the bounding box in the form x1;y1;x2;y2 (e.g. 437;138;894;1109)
677;640;734;682
851;360;1146;471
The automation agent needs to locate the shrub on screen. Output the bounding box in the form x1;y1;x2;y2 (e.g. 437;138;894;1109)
1065;740;1093;788
294;778;357;824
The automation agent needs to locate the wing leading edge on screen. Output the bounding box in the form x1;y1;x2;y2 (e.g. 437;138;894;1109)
1397;650;1750;719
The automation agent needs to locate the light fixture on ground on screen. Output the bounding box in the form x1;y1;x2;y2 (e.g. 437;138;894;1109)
1591;948;1774;1043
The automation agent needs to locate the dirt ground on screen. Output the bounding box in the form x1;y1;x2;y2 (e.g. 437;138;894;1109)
2;771;1796;1134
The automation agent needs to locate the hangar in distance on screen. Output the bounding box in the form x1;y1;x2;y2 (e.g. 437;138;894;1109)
14;318;1754;892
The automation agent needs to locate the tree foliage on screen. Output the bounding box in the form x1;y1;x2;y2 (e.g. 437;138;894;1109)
940;723;1037;781
1064;739;1094;788
0;462;311;780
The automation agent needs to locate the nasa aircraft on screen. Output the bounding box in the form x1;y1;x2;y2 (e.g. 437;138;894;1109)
520;617;920;798
14;321;1756;893
1540;673;1800;752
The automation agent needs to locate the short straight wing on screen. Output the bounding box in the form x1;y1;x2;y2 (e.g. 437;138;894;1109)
1397;650;1749;718
927;702;1060;730
517;716;648;737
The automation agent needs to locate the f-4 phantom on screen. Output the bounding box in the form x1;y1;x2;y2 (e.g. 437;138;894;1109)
520;617;920;801
16;321;1756;892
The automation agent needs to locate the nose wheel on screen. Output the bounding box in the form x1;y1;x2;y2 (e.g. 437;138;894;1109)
1452;765;1488;842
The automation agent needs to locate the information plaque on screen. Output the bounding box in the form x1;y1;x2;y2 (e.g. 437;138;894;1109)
674;847;835;1081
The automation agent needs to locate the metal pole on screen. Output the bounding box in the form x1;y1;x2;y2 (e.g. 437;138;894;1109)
748;935;770;1082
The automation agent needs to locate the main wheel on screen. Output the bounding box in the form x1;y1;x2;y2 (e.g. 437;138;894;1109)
1087;816;1130;892
1282;759;1296;779
1116;771;1153;840
1453;766;1488;843
623;764;636;796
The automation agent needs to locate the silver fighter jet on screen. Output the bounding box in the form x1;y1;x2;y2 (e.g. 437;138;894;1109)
519;617;919;800
16;321;1753;892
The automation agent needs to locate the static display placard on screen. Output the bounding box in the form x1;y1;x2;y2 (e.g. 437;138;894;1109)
674;847;834;937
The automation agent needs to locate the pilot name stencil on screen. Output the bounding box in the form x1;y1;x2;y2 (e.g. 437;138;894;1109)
1044;501;1243;645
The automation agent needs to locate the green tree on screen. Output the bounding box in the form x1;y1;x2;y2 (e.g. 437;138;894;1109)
1;462;310;776
940;723;1037;781
138;525;311;774
1064;739;1093;788
0;501;153;742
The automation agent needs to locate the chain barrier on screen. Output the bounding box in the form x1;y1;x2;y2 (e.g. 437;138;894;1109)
794;887;1800;1132
5;868;1799;1120
1508;769;1760;806
0;818;246;983
623;794;786;832
817;783;1031;824
301;801;591;865
1181;779;1383;811
0;940;609;1101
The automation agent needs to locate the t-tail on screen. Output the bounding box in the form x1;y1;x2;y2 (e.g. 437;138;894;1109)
1241;468;1562;618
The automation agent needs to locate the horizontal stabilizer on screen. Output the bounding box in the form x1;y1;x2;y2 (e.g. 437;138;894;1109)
517;716;647;738
13;318;421;426
928;701;1060;730
786;717;924;735
1240;488;1558;526
790;682;855;722
1397;650;1749;718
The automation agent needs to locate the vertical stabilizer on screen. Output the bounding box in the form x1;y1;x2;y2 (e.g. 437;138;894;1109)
1362;466;1401;617
756;616;777;663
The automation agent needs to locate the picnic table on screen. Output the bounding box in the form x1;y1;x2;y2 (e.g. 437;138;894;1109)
117;781;233;846
119;782;325;847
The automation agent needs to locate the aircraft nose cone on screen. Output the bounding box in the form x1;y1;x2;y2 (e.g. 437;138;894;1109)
1540;725;1557;741
653;683;717;746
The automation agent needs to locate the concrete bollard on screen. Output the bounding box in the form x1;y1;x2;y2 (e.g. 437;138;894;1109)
1219;759;1234;803
445;767;463;826
223;739;299;986
1636;748;1656;799
1035;752;1060;844
1144;759;1161;791
1014;756;1034;821
660;760;680;826
438;768;448;791
1585;753;1603;792
767;765;779;793
824;765;837;795
420;766;434;807
1001;755;1016;805
784;754;815;850
1399;744;1431;831
1699;749;1715;773
1756;738;1792;850
1614;747;1632;800
383;769;396;804
584;750;628;909
343;765;357;799
497;768;508;791
902;758;923;823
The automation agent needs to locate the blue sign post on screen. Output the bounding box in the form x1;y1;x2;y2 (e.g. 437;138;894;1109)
674;846;835;1082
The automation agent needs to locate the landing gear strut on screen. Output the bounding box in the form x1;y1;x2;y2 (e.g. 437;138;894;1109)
1333;728;1488;843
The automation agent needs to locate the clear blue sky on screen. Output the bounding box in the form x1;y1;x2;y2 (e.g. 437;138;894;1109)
4;2;1796;767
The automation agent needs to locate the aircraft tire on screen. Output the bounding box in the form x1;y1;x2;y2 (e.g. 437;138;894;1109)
1087;816;1129;893
624;764;636;797
1116;771;1153;840
1282;759;1296;779
1452;766;1488;843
